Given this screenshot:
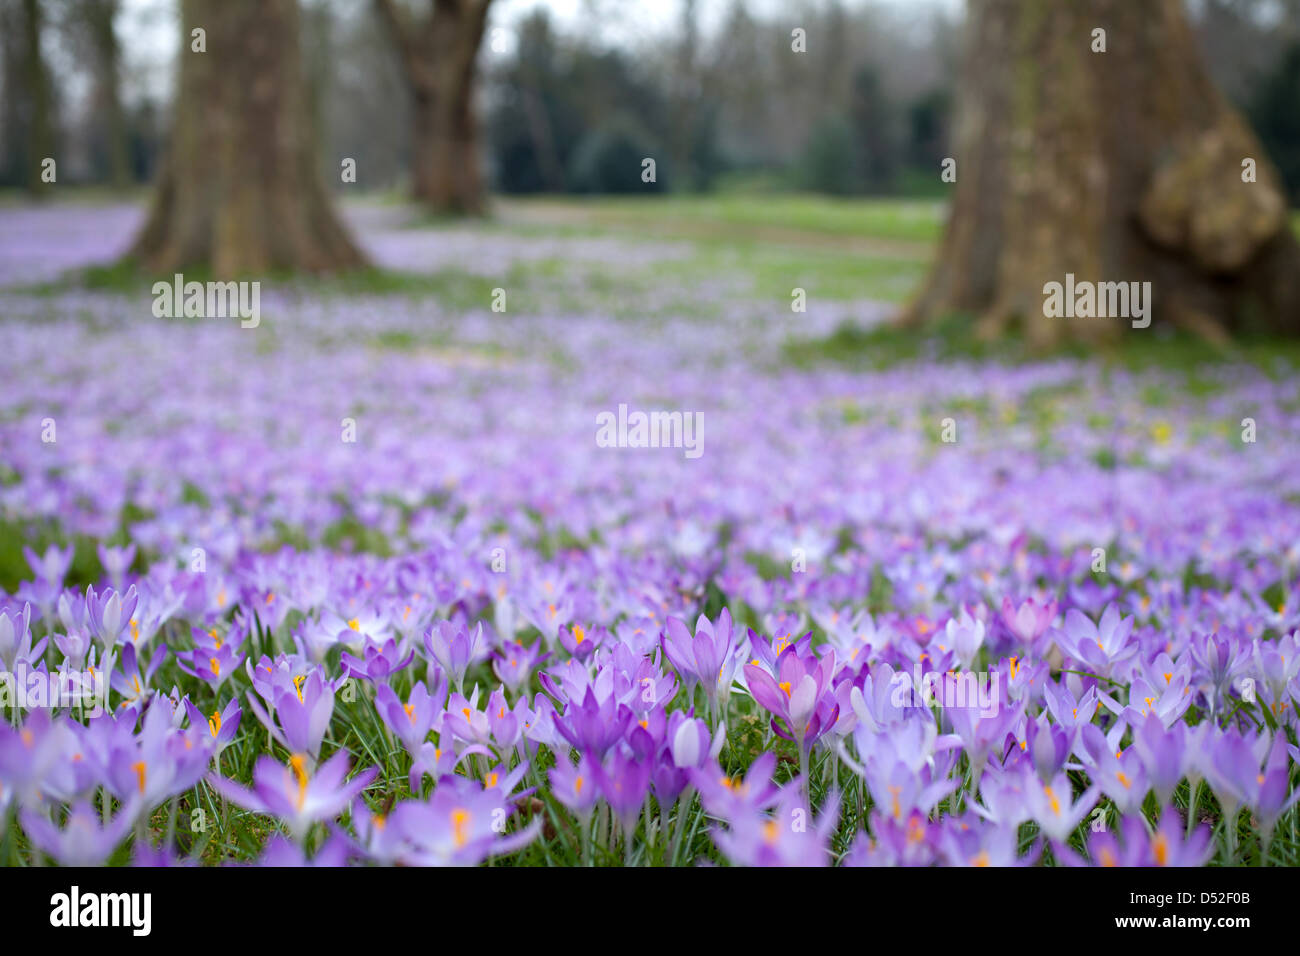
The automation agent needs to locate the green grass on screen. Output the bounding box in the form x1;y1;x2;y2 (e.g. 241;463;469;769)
785;312;1300;374
493;192;944;246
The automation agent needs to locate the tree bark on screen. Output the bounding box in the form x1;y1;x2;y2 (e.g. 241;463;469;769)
131;0;365;276
83;0;131;189
374;0;492;215
19;0;55;196
902;0;1300;347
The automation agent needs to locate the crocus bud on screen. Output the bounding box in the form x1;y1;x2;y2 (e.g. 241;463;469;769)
672;720;701;768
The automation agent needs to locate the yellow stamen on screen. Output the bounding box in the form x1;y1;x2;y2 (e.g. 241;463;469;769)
452;808;470;848
289;753;309;811
1152;833;1168;865
1044;785;1061;815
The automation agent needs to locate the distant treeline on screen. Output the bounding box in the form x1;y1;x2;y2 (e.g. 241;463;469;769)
1;0;1298;202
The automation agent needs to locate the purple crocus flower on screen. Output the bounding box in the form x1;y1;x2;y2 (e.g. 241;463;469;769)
96;543;137;591
947;692;1023;791
1077;724;1150;815
20;800;136;866
662;608;742;713
84;584;139;651
1000;596;1057;652
111;641;166;714
710;781;840;867
1188;630;1249;716
842;808;940;867
743;644;839;748
553;686;633;759
690;752;782;818
557;623;603;661
247;668;336;764
1058;604;1137;676
1084;810;1212;867
1103;673;1192;729
340;636;415;683
550;752;600;819
211;750;378;839
1041;678;1099;732
376;681;439;755
650;711;723;806
491;639;546;694
1023;712;1072;782
24;544;75;588
185;697;242;754
936;813;1031;867
0;602;45;672
1127;712;1189;804
53;630;92;670
423;620;482;693
1023;771;1099;843
593;748;652;839
103;701;211;813
1252;632;1300;723
17;545;73;618
385;776;541;866
1203;726;1271;824
0;710;80;806
1252;733;1300;845
941;606;986;668
257;832;353;867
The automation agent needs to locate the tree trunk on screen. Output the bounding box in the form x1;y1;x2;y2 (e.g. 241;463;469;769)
84;0;130;189
131;0;365;276
19;0;55;196
902;0;1300;347
374;0;492;215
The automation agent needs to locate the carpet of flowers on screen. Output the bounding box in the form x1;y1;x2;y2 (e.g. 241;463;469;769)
1;203;1299;867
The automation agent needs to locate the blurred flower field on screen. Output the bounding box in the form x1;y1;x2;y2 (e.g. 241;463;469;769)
1;198;1298;867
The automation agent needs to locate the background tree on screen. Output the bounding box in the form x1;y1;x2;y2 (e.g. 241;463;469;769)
373;0;493;215
1251;43;1300;205
0;0;56;194
904;0;1300;347
131;0;364;276
72;0;130;189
